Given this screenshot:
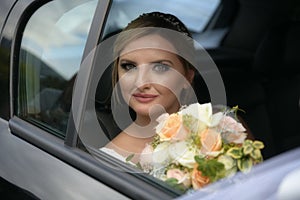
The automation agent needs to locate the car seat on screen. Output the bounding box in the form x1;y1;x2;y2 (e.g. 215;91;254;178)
253;16;300;155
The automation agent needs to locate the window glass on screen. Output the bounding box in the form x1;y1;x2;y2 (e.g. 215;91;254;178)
102;0;220;39
18;0;98;138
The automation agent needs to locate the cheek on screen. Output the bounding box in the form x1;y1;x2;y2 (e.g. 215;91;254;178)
158;74;186;95
118;75;133;101
118;70;136;88
155;84;179;100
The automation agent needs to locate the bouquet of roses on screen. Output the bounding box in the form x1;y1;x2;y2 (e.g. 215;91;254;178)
139;103;264;191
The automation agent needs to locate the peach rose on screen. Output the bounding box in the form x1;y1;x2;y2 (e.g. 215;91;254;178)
191;165;210;189
156;113;188;142
200;128;222;155
166;168;191;188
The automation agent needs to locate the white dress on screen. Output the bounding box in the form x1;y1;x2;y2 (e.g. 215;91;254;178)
100;147;129;162
100;143;154;169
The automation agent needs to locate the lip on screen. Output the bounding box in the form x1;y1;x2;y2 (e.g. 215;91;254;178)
132;93;158;103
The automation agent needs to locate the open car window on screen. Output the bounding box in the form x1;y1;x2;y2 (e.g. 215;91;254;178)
74;0;230;196
78;0;225;150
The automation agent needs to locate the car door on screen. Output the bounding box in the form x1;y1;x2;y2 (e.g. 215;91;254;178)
0;0;132;199
2;0;250;199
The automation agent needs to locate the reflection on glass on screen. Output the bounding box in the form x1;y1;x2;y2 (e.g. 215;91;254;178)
18;0;97;137
103;0;220;38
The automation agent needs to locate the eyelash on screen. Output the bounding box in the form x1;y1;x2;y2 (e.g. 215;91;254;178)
120;62;171;72
120;63;136;71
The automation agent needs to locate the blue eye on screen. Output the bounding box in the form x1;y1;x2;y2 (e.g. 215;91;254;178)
120;63;136;71
153;63;170;72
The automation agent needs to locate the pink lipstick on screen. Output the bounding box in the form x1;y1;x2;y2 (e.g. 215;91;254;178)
132;93;158;103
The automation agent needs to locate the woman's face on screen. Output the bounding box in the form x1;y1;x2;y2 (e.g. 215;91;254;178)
117;34;194;118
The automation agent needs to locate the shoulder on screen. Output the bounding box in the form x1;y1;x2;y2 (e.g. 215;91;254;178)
102;132;132;158
108;131;134;150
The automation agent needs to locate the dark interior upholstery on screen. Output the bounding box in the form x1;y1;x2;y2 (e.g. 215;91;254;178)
202;0;299;158
222;0;282;52
253;19;300;155
95;65;121;140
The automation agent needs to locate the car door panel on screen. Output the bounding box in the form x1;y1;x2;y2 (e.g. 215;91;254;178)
0;118;128;199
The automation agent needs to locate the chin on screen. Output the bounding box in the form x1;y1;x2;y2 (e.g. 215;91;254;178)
133;105;166;118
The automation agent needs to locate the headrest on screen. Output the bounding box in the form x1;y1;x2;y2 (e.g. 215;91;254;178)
253;20;300;76
95;64;113;111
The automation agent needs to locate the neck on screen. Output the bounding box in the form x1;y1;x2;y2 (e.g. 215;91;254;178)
134;104;172;126
135;115;152;126
124;115;158;139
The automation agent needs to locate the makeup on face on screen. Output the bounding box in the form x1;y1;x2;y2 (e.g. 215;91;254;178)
117;34;192;117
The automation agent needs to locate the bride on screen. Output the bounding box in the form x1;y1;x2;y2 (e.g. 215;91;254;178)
101;12;196;163
101;12;254;166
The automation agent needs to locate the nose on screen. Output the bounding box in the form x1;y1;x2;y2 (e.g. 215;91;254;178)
134;65;151;89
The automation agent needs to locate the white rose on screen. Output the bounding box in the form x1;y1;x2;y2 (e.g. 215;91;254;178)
139;144;154;172
180;103;222;127
168;141;197;168
211;112;224;127
152;142;171;168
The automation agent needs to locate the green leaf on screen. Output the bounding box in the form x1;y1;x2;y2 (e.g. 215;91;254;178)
165;178;179;185
231;105;246;120
126;154;135;162
136;162;142;170
218;155;235;170
253;141;264;149
237;158;253;172
194;155;205;164
165;178;187;192
197;159;225;181
244;139;253;146
243;145;254;155
227;147;243;159
250;149;262;160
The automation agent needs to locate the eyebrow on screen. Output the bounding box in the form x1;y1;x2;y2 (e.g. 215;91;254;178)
119;58;173;65
151;60;174;66
119;59;136;65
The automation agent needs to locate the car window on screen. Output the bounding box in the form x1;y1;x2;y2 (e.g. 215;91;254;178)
17;0;98;138
102;0;220;39
82;0;223;148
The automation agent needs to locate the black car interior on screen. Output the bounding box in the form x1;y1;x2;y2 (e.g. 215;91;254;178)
202;0;300;158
